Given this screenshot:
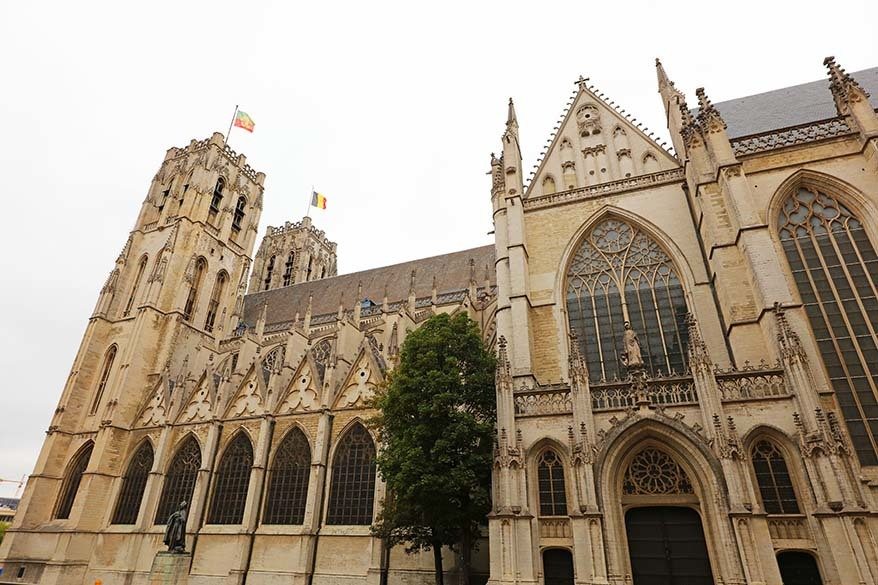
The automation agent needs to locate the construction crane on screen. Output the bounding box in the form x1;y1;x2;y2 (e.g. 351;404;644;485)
0;476;26;499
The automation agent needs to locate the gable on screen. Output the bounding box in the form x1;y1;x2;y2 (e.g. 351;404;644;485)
332;348;383;410
277;354;322;414
177;373;215;424
225;366;266;418
526;79;678;199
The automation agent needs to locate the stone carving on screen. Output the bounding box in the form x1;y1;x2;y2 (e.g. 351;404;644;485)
180;380;212;423
279;365;319;413
163;501;188;553
138;385;167;427
576;104;601;136
620;321;643;368
228;377;262;417
623;448;693;495
335;357;374;408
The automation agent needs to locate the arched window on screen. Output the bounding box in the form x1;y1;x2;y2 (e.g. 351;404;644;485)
264;256;275;291
182;258;207;322
204;271;228;333
155;436;201;524
566;218;689;381
778;186;878;465
90;345;117;415
282;251;295;286
207;433;253;524
54;442;93;519
751;440;799;514
327;423;376;525
112;441;154;524
123;255;148;317
209;177;225;222
537;450;567;516
543;175;557;195
232;196;246;235
263;427;311;524
306;257;313;281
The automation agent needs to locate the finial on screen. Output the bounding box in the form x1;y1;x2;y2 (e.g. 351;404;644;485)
774;302;806;361
695;87;727;133
685;313;711;369
824;55;870;115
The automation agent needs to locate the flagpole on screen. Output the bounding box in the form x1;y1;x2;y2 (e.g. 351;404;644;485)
224;105;239;147
304;185;313;219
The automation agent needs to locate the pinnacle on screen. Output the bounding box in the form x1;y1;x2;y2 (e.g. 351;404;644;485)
506;97;518;127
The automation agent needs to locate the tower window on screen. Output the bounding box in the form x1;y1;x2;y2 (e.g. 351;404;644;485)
54;442;94;520
282;252;295;287
306;257;313;281
751;440;799;514
209;178;225;222
263;427;311;524
232;196;246;235
183;258;207;322
90;345;117;415
155;436;201;524
327;423;376;525
111;441;154;524
123;255;149;317
207;433;253;525
264;256;276;291
204;271;228;333
537;449;568;516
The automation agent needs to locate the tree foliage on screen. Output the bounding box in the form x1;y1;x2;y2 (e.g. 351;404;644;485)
370;313;496;585
0;522;8;545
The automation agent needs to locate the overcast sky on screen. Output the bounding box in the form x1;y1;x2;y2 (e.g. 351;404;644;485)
0;1;875;498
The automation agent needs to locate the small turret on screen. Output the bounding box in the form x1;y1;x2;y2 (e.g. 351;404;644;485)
249;215;338;293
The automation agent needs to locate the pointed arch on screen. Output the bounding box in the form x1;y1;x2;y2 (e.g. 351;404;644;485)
263;425;312;524
327;421;376;525
750;438;800;514
111;439;154;524
772;170;878;465
54;441;94;520
155;434;201;524
90;345;118;415
282;250;296;286
207;430;254;524
209;177;225;221
232;195;247;234
561;210;692;381
537;447;569;517
123;254;149;317
182;257;208;322
204;269;228;333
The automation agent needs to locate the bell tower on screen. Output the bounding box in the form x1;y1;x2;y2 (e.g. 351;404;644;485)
248;215;337;292
10;133;265;542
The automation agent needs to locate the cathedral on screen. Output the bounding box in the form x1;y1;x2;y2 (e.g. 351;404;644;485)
2;56;878;585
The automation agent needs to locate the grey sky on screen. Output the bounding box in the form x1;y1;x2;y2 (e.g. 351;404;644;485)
1;0;875;497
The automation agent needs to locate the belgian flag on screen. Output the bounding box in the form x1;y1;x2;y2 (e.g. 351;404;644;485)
311;191;327;209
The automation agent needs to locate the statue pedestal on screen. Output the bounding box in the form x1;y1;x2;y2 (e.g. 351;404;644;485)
149;551;191;585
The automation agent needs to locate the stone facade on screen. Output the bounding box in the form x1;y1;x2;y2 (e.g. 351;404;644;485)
2;57;878;585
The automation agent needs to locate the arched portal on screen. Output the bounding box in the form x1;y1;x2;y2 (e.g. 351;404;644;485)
776;551;823;585
625;506;713;584
542;548;574;585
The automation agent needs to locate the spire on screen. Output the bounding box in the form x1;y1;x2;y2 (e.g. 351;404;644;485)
468;258;477;300
824;56;871;115
568;331;589;385
655;58;684;100
407;269;417;313
303;293;313;332
695;87;727;133
382;282;389;314
506;98;518;130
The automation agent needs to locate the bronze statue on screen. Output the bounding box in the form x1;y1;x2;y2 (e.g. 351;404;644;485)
621;321;643;368
164;501;188;553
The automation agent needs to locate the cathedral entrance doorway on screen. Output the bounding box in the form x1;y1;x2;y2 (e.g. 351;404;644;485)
624;506;714;585
776;551;823;585
542;548;574;585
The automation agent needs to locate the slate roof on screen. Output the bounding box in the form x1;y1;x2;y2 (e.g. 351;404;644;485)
243;245;495;328
701;67;878;139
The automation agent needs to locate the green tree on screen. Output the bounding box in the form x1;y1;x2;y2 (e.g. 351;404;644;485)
0;521;8;545
371;313;496;585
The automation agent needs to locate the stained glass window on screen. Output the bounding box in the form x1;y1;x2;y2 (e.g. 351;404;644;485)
90;346;117;415
183;258;207;322
155;436;201;524
123;255;148;317
263;427;311;524
327;424;376;525
54;442;94;520
204;271;227;333
566;218;689;381
751;440;799;514
283;251;295;286
207;433;254;524
537;450;567;516
778;186;878;465
112;441;154;524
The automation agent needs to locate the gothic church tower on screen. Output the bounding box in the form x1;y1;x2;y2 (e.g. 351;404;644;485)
4;132;264;584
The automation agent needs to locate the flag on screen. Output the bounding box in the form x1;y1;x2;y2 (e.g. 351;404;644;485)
311;191;327;209
233;110;255;132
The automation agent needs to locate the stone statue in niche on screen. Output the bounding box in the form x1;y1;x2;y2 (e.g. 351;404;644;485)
164;501;188;553
620;321;644;368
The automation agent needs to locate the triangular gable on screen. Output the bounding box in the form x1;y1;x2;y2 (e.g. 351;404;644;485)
224;364;267;418
176;372;215;424
332;345;385;410
525;77;679;200
135;377;169;427
276;353;322;415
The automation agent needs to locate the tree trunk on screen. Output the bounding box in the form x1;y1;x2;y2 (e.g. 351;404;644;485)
432;535;444;585
380;537;391;585
461;529;472;585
